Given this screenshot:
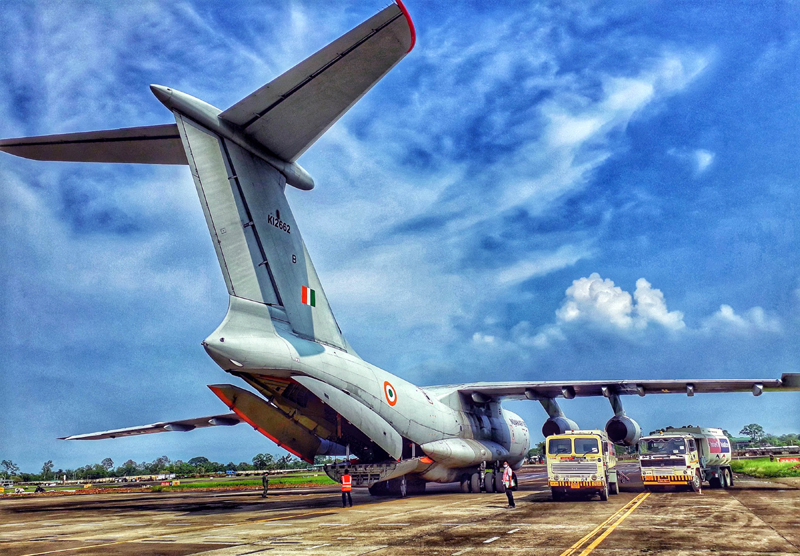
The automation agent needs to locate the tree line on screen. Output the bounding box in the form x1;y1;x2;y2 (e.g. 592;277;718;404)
0;453;336;482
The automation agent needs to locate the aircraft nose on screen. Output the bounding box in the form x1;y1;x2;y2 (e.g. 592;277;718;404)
149;84;173;106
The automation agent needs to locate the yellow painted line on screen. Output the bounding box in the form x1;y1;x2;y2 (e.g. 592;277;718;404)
558;492;648;556
578;492;649;555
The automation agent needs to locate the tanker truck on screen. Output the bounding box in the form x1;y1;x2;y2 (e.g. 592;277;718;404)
638;426;732;492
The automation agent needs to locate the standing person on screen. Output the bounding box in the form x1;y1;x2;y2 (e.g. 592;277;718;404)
341;469;353;507
502;462;516;508
261;472;269;498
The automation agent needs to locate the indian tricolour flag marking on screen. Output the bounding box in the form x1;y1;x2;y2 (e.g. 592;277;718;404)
301;286;316;307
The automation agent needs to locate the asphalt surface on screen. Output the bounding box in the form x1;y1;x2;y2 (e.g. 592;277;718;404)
1;464;798;555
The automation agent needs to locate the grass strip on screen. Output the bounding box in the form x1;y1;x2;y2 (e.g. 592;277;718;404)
731;457;800;478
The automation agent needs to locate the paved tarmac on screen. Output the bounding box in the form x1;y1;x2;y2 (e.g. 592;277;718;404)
2;464;798;555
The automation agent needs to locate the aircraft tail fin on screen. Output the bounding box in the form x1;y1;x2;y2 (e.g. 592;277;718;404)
175;114;347;350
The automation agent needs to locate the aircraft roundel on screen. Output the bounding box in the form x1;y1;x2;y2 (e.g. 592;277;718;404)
384;381;398;406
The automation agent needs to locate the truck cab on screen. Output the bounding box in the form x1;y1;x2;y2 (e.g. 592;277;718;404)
546;429;618;501
639;426;732;492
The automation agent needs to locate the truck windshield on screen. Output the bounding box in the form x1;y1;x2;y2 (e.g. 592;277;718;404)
548;438;572;455
640;437;687;455
574;437;600;454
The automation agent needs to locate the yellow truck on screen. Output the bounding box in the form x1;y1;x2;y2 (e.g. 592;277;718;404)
639;426;733;492
547;429;619;501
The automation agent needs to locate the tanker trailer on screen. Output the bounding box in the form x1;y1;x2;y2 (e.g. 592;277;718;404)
638;426;732;492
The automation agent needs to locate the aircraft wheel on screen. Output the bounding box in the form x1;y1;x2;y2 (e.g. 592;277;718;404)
494;472;505;493
599;480;609;501
690;471;702;492
459;475;470;493
368;482;389;496
485;471;495;493
470;472;481;493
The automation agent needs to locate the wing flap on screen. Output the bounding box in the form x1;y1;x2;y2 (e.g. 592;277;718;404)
59;412;242;440
219;2;414;162
429;372;800;401
0;124;187;165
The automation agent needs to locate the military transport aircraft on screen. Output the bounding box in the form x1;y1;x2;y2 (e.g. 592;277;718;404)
2;1;797;497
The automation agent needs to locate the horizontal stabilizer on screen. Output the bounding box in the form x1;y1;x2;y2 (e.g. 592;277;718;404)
0;124;187;165
219;1;415;162
59;412;242;440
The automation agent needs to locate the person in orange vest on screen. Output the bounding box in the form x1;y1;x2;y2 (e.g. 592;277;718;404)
502;461;517;508
341;469;353;507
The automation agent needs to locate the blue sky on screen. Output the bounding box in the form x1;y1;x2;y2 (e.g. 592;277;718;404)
1;1;798;472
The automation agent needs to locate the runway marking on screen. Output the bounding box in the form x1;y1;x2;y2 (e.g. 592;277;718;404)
558;492;650;556
483;536;500;544
577;492;650;555
451;549;474;556
507;528;520;534
306;543;331;550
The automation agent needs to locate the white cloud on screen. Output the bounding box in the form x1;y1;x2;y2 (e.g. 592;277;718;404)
495;244;593;286
701;305;782;335
668;147;715;175
634;278;686;331
556;273;634;329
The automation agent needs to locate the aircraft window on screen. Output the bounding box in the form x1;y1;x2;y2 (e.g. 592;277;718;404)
574;438;599;454
548;438;572;455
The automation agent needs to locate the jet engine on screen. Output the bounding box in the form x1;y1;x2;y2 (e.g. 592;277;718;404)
605;416;641;446
542;416;579;437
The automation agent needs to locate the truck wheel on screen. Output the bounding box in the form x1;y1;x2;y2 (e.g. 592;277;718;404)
610;481;619;495
551;488;563;501
485;471;495;493
599;481;609;501
459;475;470;493
720;469;729;489
727;468;734;487
690;471;701;493
494;472;505;493
708;475;721;489
398;475;407;498
470;472;481;493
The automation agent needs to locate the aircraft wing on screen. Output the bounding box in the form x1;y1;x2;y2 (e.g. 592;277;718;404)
59;413;242;440
0;124;187;165
218;1;415;162
429;372;800;401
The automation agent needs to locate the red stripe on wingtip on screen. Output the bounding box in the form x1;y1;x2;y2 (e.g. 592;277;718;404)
395;0;416;53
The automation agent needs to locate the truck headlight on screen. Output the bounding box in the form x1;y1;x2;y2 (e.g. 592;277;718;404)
591;475;597;481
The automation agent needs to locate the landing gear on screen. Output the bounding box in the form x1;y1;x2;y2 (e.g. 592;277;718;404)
368;481;389;496
485;471;495;493
470;472;481;493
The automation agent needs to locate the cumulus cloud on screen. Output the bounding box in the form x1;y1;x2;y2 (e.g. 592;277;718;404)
701;305;782;335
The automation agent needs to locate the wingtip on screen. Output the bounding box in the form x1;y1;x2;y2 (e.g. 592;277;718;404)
395;0;416;53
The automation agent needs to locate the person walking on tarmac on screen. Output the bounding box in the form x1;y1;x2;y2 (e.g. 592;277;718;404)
341;469;353;507
261;472;269;498
502;462;517;508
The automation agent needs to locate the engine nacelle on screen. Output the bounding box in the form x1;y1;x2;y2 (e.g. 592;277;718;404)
605;416;641;446
542;416;579;437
